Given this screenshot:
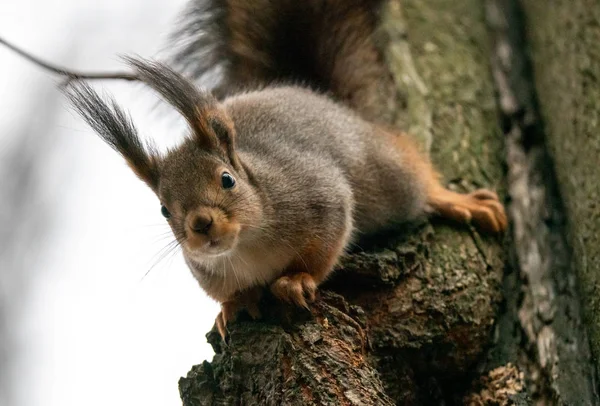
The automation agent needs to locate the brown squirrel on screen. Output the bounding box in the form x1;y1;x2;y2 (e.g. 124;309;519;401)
64;0;507;339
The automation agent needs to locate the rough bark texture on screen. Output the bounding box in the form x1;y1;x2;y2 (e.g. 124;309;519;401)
515;0;600;400
180;292;395;406
180;0;507;403
485;0;599;404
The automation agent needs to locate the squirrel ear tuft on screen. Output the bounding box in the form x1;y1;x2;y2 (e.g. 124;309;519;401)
124;56;239;168
64;82;160;190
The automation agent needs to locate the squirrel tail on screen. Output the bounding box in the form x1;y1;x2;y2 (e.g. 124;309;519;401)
168;0;397;123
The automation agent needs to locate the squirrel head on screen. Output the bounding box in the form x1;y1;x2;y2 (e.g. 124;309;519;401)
65;57;263;260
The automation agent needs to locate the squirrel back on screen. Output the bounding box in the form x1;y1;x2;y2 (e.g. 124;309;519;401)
169;0;397;123
225;86;427;235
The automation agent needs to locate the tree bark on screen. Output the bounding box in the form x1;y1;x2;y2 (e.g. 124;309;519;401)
179;0;509;403
519;0;600;373
180;291;395;406
496;0;600;402
481;0;600;403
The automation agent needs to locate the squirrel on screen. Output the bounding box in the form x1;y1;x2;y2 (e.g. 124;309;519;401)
62;0;507;339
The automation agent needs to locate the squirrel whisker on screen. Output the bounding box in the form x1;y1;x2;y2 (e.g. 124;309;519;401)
142;238;183;281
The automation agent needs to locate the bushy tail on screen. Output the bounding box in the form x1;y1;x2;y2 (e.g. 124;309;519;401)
168;0;396;123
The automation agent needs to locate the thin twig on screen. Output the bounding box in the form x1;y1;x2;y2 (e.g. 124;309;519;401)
0;36;139;86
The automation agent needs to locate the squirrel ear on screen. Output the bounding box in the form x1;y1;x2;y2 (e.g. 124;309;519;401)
124;56;240;168
207;112;241;170
64;83;160;190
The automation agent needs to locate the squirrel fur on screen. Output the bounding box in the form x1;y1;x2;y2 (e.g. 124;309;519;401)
65;0;507;339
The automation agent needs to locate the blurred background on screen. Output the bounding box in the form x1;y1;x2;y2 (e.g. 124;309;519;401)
0;1;219;405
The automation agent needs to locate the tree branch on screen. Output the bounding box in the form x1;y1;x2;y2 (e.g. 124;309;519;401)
0;37;138;86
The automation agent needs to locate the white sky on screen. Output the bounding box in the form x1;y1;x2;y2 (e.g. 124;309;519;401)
0;1;219;405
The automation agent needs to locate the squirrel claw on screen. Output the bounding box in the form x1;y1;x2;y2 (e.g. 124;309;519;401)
215;288;263;341
215;311;229;341
466;188;508;233
270;272;317;309
429;187;508;234
469;189;499;201
215;301;239;341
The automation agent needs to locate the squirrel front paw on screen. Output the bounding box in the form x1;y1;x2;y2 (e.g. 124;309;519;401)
215;289;262;340
428;188;508;233
270;272;317;309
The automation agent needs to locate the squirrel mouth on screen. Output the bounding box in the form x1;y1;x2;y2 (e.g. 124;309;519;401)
205;240;235;257
184;237;236;260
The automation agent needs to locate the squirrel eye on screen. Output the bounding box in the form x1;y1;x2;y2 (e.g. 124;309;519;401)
221;172;236;189
161;205;171;219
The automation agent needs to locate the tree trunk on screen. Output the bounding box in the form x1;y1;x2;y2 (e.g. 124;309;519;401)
518;0;600;385
179;0;510;404
483;0;599;403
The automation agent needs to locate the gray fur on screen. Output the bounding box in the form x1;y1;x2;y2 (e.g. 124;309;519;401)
225;86;427;236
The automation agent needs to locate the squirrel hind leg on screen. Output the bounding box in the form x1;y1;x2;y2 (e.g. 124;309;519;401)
426;186;508;234
385;131;507;233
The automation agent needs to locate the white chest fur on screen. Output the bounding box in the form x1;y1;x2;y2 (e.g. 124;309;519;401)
186;239;296;301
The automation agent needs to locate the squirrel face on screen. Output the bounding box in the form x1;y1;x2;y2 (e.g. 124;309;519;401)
64;57;265;268
157;140;262;260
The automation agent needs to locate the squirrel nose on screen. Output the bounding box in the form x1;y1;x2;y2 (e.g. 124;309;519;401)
190;214;213;235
